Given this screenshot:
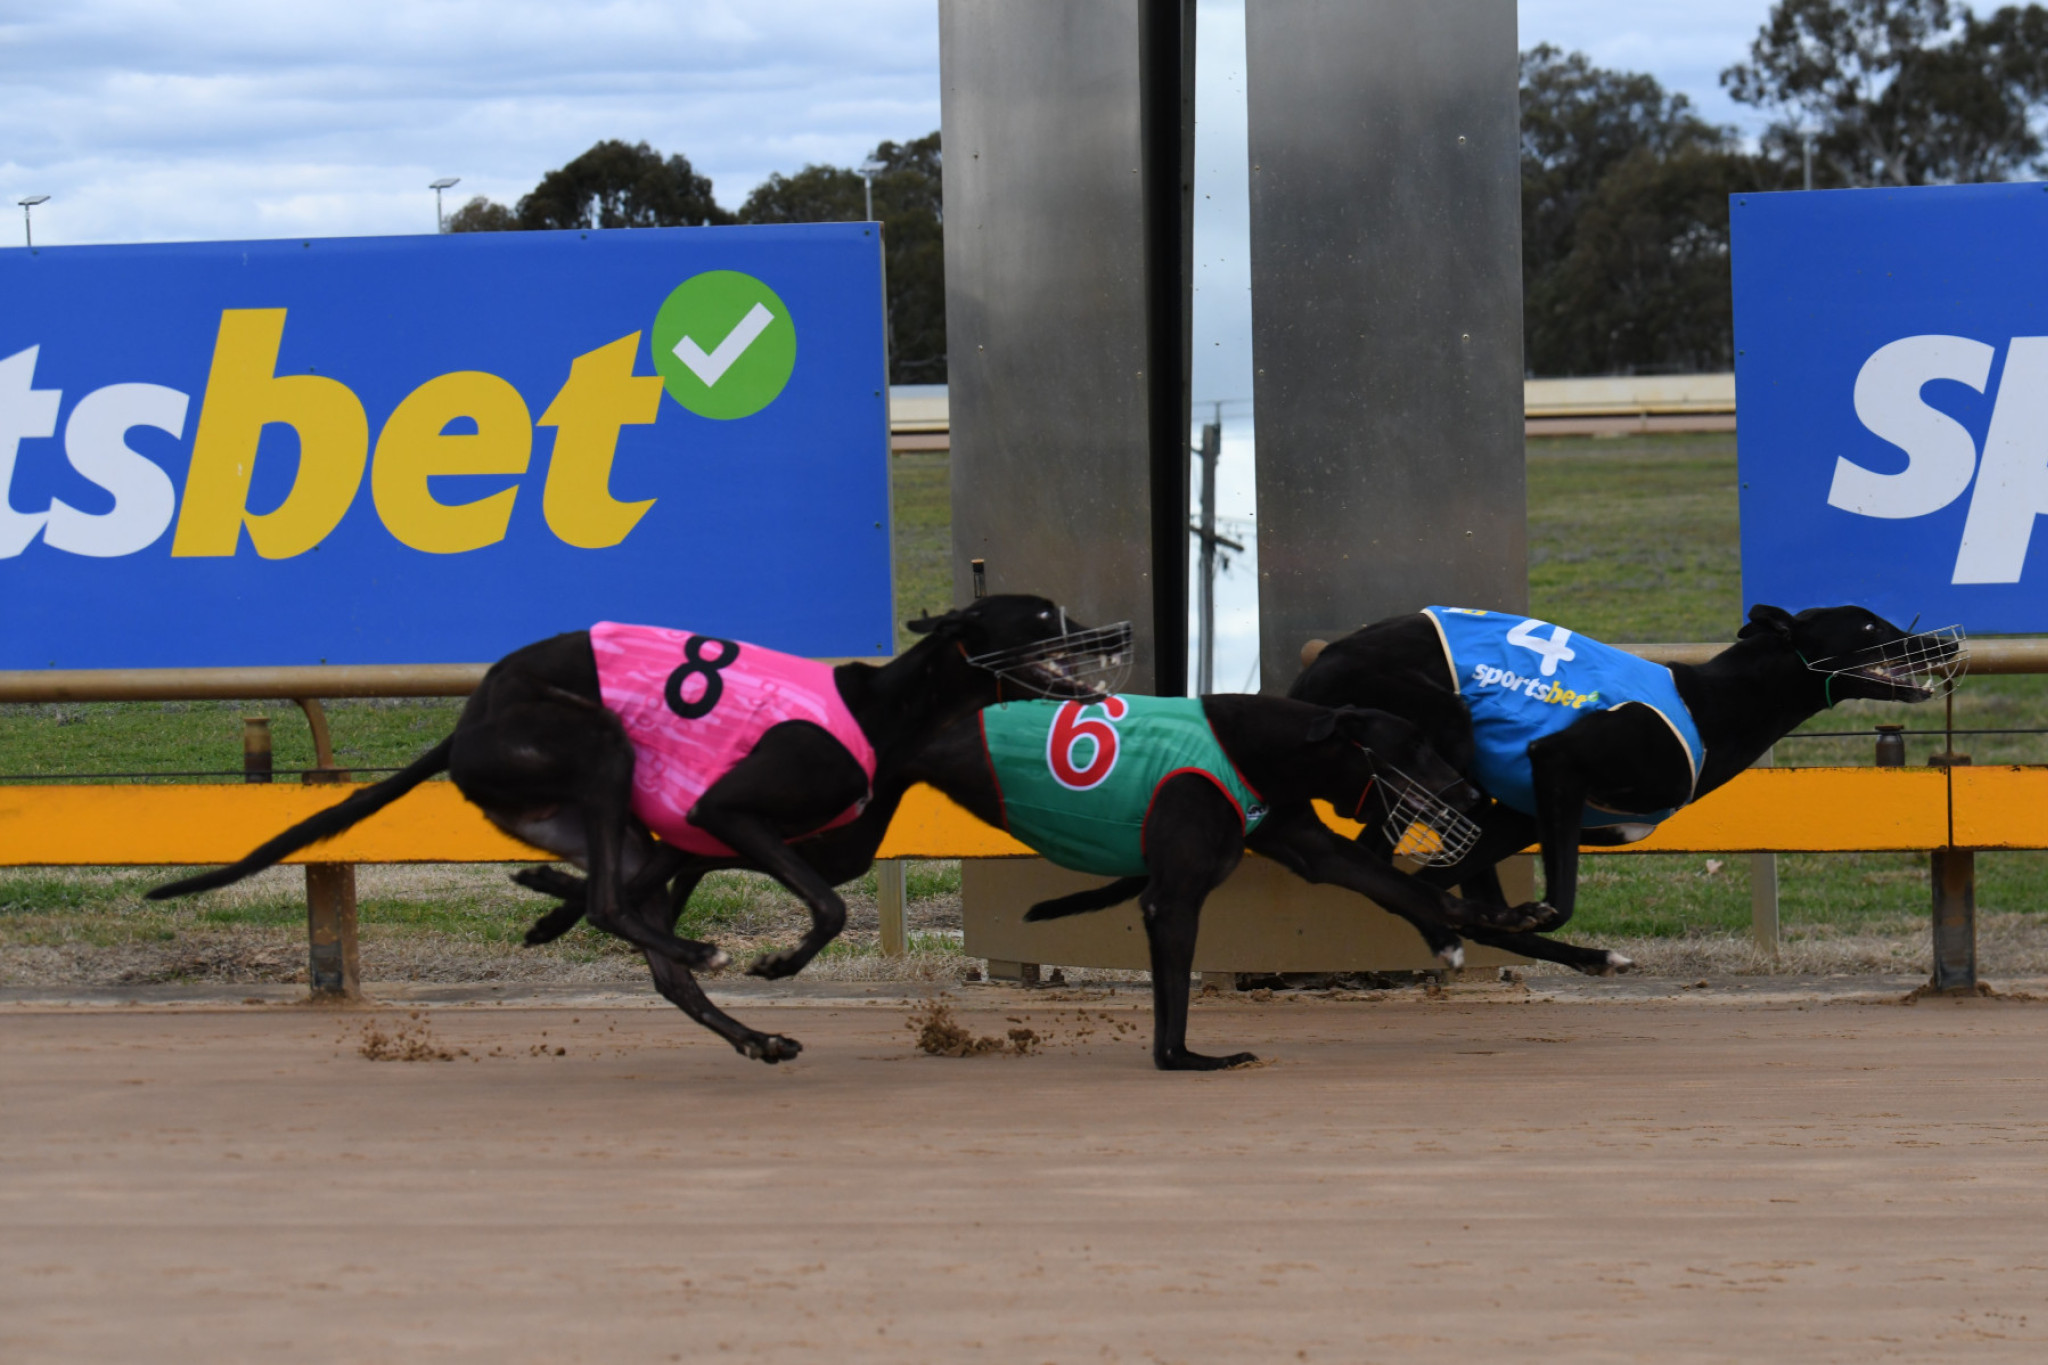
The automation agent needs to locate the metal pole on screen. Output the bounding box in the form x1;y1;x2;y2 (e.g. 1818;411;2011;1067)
1195;411;1221;693
1749;745;1778;954
1802;134;1815;191
241;717;273;783
863;170;875;224
1929;748;1977;994
436;185;445;232
21;204;30;249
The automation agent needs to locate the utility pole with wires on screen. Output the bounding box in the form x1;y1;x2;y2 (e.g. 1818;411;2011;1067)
1189;404;1242;694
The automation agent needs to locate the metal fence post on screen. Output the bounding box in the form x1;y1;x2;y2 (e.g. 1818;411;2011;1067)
241;716;272;783
1749;745;1779;953
1929;749;1977;994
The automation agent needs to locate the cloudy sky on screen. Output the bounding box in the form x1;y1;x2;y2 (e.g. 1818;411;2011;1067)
3;1;1779;248
1;0;1786;687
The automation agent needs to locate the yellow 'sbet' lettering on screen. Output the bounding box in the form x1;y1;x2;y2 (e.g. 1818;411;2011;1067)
172;309;370;559
539;332;661;550
152;315;666;559
372;372;532;554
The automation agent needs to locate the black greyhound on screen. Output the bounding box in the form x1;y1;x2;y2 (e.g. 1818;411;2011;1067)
151;596;1124;1063
1289;604;1963;974
898;696;1557;1070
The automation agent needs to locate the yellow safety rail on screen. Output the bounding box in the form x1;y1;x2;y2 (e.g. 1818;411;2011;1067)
3;764;2042;867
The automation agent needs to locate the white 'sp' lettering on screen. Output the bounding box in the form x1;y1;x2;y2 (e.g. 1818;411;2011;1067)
1829;335;1992;520
1506;618;1576;677
1828;333;2048;586
1955;336;2048;583
1047;696;1127;790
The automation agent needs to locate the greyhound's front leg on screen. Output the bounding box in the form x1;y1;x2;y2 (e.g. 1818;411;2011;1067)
1249;809;1561;936
1395;803;1631;974
691;808;850;979
1523;737;1594;926
686;726;877;980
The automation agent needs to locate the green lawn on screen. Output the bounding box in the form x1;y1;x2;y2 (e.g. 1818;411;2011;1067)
4;436;2044;957
1527;432;1745;643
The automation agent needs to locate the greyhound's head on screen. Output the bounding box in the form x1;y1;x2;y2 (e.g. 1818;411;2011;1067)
1739;604;1966;704
905;595;1133;699
1304;705;1482;867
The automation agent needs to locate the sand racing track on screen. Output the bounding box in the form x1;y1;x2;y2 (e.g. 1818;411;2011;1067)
4;978;2047;1363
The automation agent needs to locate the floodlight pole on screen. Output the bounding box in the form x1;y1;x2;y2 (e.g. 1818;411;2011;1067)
859;159;886;222
1802;134;1815;191
18;195;49;248
429;177;461;232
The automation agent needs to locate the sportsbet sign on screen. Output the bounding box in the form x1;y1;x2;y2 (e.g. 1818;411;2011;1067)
1734;184;2048;634
0;225;891;667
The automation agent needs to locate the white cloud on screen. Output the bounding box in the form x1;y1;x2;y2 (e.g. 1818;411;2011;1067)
1;0;942;245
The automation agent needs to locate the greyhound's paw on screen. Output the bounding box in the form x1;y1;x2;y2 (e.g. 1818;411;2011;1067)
737;1033;803;1064
673;937;731;972
1435;942;1466;970
746;949;807;981
1157;1049;1260;1072
1496;900;1564;933
1574;949;1633;977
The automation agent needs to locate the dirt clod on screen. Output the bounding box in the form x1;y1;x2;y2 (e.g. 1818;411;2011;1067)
907;999;1038;1057
357;1017;464;1063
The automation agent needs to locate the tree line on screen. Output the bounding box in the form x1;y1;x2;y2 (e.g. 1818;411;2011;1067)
456;1;2048;382
1526;0;2048;375
449;133;944;384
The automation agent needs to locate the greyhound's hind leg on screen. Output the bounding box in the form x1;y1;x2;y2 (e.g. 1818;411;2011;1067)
493;810;727;970
513;845;699;950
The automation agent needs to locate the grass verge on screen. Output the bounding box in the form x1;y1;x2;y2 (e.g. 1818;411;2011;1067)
3;437;2044;981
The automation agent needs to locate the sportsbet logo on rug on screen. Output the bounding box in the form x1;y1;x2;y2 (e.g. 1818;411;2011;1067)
651;270;797;420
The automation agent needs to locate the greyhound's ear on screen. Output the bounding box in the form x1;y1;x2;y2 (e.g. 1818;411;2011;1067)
1739;604;1796;641
905;607;962;636
1307;705;1375;744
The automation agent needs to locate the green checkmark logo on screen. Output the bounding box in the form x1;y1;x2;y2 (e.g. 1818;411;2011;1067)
651;270;797;419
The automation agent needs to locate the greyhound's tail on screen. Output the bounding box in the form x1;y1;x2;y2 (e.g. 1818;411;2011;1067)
147;737;455;899
1023;876;1148;922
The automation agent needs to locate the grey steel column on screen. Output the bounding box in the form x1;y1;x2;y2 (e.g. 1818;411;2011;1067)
939;0;1193;692
1929;750;1977;993
942;0;1195;977
1246;0;1526;692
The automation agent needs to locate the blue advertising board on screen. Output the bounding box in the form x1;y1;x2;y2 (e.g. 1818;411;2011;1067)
0;224;893;667
1733;183;2048;634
